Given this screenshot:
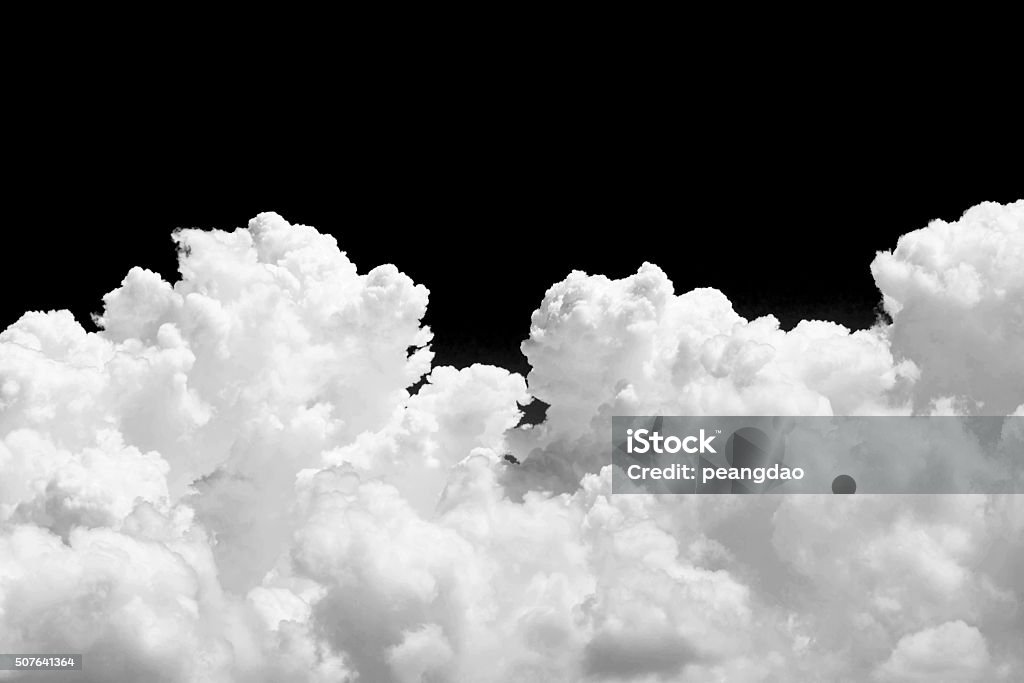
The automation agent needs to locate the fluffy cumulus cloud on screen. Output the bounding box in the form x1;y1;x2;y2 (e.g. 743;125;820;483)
872;200;1024;414
0;203;1021;681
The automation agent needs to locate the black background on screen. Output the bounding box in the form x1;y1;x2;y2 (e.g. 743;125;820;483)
4;84;1021;375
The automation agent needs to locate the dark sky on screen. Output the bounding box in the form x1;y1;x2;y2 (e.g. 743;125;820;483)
3;102;1021;375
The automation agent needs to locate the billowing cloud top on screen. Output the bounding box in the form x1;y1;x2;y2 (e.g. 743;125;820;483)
0;203;1021;681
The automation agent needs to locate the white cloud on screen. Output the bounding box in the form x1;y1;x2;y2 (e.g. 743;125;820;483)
874;620;991;681
872;200;1024;413
1;203;1022;681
